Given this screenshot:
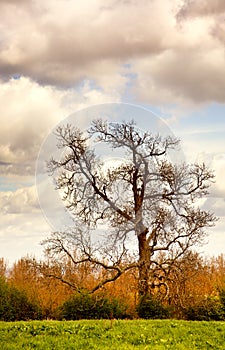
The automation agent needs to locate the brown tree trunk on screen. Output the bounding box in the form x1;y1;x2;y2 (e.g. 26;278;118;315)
137;226;151;298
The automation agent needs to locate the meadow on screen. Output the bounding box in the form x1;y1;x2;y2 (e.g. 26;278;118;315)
0;319;225;349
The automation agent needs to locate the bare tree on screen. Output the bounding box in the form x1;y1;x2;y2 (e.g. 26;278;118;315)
44;119;216;298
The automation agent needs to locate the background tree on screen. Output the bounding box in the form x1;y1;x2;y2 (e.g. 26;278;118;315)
0;258;7;278
0;275;41;321
45;119;216;298
9;256;73;319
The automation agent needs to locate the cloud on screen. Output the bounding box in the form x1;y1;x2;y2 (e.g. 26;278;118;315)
0;77;66;177
177;0;225;60
0;77;121;178
1;0;167;86
202;216;225;257
0;184;51;263
132;48;225;104
186;151;225;223
0;186;39;214
177;0;225;18
210;153;225;198
0;208;49;264
1;0;178;91
0;0;225;105
0;0;224;264
189;152;225;199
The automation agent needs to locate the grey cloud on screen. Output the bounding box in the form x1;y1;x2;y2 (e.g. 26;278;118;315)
211;20;225;46
178;0;225;18
0;161;9;166
0;0;29;3
0;0;176;87
132;47;225;104
177;0;225;50
0;0;225;105
0;163;34;177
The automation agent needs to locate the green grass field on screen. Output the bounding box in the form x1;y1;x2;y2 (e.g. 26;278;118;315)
0;319;225;349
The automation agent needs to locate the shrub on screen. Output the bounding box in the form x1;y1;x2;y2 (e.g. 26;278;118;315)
136;295;170;319
219;288;225;311
59;292;129;320
185;296;225;321
0;277;41;321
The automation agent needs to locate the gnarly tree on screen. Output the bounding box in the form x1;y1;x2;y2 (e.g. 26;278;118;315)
44;119;216;298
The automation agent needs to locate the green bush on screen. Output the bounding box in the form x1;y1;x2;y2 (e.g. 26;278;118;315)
219;288;225;311
0;277;41;321
185;296;225;321
59;292;129;320
136;295;170;319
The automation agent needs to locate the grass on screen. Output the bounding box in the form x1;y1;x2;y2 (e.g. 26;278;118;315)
0;319;225;349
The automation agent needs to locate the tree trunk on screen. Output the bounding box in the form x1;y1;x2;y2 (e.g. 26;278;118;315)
137;226;151;298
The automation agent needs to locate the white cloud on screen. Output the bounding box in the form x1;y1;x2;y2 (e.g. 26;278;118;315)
211;154;225;198
0;184;56;263
189;152;225;198
0;77;122;178
202;216;225;257
0;210;49;265
0;77;65;176
0;186;39;214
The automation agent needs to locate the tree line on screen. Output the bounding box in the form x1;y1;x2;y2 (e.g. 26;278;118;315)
0;253;225;321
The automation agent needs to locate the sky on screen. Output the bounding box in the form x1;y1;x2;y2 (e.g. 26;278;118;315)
0;0;225;264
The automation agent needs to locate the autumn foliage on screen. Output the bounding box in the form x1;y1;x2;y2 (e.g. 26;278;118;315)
0;252;225;321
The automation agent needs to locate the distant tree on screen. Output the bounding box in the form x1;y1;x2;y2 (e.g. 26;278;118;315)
0;277;41;321
44;120;216;299
9;257;73;319
0;258;7;278
168;253;225;317
164;252;211;317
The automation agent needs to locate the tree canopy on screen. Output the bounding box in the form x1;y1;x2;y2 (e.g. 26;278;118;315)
45;119;216;297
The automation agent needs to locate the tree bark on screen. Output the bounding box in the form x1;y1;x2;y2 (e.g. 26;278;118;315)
137;226;151;298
